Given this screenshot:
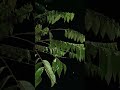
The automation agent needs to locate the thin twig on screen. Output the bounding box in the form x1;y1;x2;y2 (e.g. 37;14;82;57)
40;39;50;41
0;56;19;89
35;50;43;64
36;50;69;60
13;32;34;36
50;28;67;31
0;55;34;66
10;36;35;45
37;41;50;45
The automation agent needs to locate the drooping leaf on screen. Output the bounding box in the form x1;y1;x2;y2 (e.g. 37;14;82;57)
35;62;43;72
106;19;115;41
99;49;107;79
54;58;63;77
63;63;67;75
112;72;117;82
91;15;100;36
35;67;44;87
105;72;112;85
85;9;93;31
42;60;56;87
52;58;67;76
19;80;35;90
99;17;107;39
64;29;85;43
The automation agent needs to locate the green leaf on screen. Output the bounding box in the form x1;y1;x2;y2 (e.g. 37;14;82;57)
85;10;93;31
70;13;74;21
52;58;67;76
106;19;115;41
35;67;44;87
53;14;61;24
56;58;63;78
42;60;56;87
63;63;67;74
52;58;58;73
105;72;112;85
66;13;70;23
35;62;43;72
91;15;100;36
19;80;35;90
99;17;107;38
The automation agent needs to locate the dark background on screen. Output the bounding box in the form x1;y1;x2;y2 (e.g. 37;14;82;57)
2;0;119;89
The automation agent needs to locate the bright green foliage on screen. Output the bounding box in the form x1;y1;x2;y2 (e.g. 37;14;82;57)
65;29;85;43
35;67;44;87
42;60;56;87
35;62;43;72
35;6;85;87
36;10;75;24
35;24;49;42
35;2;120;88
47;10;74;24
49;40;70;57
69;44;85;61
36;39;85;61
52;58;67;77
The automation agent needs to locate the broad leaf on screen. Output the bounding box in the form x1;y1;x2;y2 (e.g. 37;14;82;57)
19;80;35;90
35;67;44;87
42;60;56;87
52;58;63;77
35;62;43;72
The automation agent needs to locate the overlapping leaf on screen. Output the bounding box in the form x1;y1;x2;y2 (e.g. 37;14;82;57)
42;60;56;87
47;10;75;24
65;29;85;43
85;9;120;40
19;80;35;90
35;67;44;87
52;58;67;77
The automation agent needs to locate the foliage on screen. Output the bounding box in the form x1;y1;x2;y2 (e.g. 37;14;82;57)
0;0;34;89
0;0;33;40
35;4;120;88
85;9;120;40
35;4;85;87
85;41;120;84
85;9;120;85
0;0;120;89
